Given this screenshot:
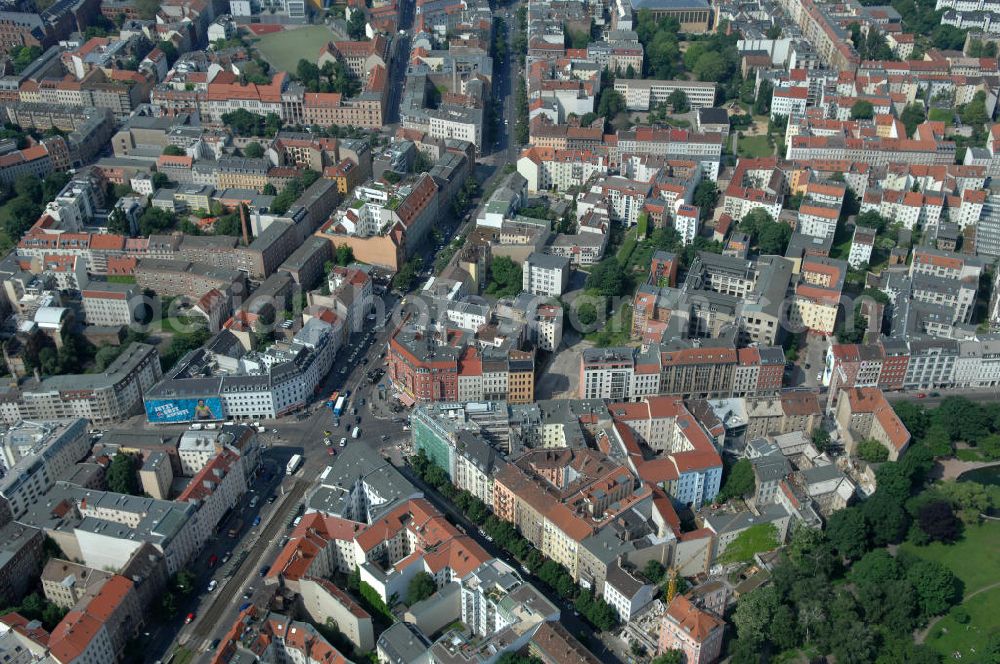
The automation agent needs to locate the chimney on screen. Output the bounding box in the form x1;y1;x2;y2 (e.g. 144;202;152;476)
239;203;250;246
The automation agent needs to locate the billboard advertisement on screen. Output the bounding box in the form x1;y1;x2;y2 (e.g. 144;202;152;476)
145;397;224;423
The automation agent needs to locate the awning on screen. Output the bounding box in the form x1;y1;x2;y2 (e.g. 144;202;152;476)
395;391;416;407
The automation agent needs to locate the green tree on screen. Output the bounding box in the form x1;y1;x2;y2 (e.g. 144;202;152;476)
597;88;625;121
892;401;928;439
585;257;628;296
107;206;130;235
900;103;926;138
826;507;868;560
905;559;961;618
151;172;171;189
347;10;367;40
715;458;753;502
406;572;436;605
757;220;791;254
107;452;140;495
753;80;773;116
138;207;177;235
849;549;901;586
693;51;727;82
959;90;989;127
643;560;665;583
937;480;993;523
856;439;889;463
162;145;184;156
15;174;42;203
243;141;264;158
850;100;874;119
335;244;355;266
915;500;960;543
650;652;682;664
263;183;277;195
577;302;598;326
485;256;522;298
862;493;910;547
732;585;779;645
931;24;967;50
692;180;719;213
811;427;831;452
134;0;160;19
666;89;689;113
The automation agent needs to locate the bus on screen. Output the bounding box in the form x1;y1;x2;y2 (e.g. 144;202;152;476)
286;454;303;475
326;391;339;407
332;396;347;417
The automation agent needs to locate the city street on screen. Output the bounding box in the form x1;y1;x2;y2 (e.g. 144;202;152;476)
150;0;530;658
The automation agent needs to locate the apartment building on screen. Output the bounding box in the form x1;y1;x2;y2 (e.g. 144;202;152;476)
0;418;89;519
834;387;911;461
1;343;162;425
80;282;139;326
613;79;717;110
517;147;609;194
657;595;725;664
522;252;570;296
175;447;252;545
790;257;846;334
134;259;246;299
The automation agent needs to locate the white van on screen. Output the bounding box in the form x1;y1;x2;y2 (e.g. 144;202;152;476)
351;427;361;439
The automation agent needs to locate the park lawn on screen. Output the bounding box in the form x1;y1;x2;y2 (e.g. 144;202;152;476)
929;108;954;123
585;303;633;347
925;587;1000;660
149;315;205;336
720;524;779;563
616;227;639;263
899;521;1000;595
737;134;773;158
253;25;337;73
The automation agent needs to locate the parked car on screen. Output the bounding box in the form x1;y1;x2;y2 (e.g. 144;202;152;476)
207;554;218;567
252;515;261;527
239;602;252;612
259;566;270;577
207;579;218;592
185;612;195;624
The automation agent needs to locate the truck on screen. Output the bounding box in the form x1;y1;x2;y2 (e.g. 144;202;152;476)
227;518;243;538
332;395;346;417
286;454;303;475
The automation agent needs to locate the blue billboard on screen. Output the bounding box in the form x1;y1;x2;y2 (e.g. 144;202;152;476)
145;397;224;423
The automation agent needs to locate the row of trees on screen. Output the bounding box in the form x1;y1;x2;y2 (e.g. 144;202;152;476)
410;452;619;631
220;109;283;138
295;58;360;97
20;330;93;378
